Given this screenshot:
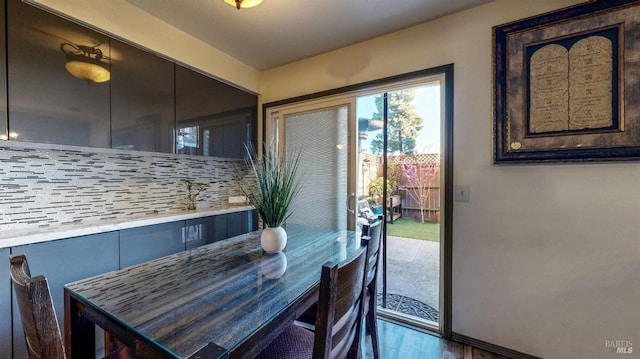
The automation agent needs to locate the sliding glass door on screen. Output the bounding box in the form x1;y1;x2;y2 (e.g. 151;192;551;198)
265;67;451;335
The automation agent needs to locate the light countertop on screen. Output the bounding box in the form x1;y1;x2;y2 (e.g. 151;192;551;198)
0;205;254;249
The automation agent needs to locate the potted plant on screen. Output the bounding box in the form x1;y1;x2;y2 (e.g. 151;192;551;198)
183;179;215;210
241;143;303;253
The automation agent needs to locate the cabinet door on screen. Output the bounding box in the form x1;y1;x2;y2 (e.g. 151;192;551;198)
0;248;11;359
119;222;185;268
0;0;7;142
227;211;244;238
185;216;225;249
11;232;120;359
111;39;175;153
175;64;256;156
7;0;110;147
185;212;255;249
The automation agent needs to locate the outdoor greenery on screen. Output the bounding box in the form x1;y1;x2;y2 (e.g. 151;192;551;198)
370;90;424;155
386;217;439;242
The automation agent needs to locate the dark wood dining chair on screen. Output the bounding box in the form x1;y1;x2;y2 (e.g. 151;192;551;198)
256;241;369;359
294;218;383;359
361;217;383;359
9;253;135;359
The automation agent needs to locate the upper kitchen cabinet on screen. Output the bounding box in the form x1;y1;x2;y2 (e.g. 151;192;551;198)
7;0;110;147
0;1;6;142
111;39;175;153
175;65;256;158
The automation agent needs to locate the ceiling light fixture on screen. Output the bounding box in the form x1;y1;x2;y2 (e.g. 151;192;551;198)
224;0;263;10
60;43;110;83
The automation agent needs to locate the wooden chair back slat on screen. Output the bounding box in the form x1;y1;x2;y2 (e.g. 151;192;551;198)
313;244;368;359
10;254;66;359
362;218;383;286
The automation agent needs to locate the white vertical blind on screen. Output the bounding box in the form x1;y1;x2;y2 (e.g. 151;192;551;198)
284;106;349;230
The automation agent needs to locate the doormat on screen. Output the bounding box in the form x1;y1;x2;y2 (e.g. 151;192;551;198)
376;293;439;322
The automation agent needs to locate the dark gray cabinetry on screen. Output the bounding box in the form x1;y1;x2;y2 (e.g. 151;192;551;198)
175;65;256;157
3;0;256;153
11;232;120;358
111;39;175;153
226;211;253;238
185;216;222;250
119;222;185;268
0;1;6;142
7;0;111;147
0;248;11;359
184;211;255;249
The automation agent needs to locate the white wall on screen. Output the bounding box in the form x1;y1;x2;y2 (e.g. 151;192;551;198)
261;1;640;358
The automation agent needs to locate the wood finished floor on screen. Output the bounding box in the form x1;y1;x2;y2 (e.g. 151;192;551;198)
364;320;509;359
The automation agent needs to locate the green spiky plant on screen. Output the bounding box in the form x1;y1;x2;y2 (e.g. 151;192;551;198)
241;143;303;228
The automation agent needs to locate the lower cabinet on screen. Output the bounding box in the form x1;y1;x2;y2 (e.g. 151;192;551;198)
119;222;186;268
11;232;120;359
185;211;255;250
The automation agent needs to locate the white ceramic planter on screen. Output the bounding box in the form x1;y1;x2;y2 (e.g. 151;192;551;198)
260;226;287;253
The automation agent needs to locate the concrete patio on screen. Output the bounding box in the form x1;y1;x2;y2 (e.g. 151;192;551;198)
377;235;440;321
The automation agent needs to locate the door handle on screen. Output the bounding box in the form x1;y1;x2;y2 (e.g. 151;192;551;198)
347;192;356;214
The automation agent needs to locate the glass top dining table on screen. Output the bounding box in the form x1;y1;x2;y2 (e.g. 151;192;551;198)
63;224;362;359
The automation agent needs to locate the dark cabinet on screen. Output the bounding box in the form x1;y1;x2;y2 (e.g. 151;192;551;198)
119;222;185;268
175;65;256;157
7;0;110;147
0;0;6;142
184;216;224;249
0;248;11;359
184;211;255;249
111;39;175;153
3;0;257;154
11;232;120;359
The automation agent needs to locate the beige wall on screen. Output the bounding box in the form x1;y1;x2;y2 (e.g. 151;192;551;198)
261;1;640;358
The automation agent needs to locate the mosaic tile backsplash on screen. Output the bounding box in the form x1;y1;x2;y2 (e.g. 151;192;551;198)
0;142;248;232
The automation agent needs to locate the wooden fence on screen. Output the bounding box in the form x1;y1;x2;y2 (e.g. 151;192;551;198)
388;153;441;222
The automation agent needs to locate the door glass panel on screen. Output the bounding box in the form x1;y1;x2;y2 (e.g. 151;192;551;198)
284;105;349;230
357;81;442;329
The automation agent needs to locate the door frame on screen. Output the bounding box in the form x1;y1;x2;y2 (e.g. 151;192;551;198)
262;64;454;338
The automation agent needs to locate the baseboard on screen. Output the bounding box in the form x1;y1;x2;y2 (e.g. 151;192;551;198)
451;332;542;359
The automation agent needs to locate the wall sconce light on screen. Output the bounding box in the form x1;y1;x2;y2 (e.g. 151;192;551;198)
60;43;110;83
0;131;18;140
224;0;263;10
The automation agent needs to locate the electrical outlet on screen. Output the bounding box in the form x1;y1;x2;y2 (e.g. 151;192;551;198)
454;185;470;202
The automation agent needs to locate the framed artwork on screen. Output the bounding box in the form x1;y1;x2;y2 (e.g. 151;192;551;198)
493;0;640;163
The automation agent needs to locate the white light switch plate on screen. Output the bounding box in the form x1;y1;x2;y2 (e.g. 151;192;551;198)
454;185;470;202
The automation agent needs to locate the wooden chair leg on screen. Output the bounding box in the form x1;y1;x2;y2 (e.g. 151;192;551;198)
105;332;115;355
366;289;380;359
